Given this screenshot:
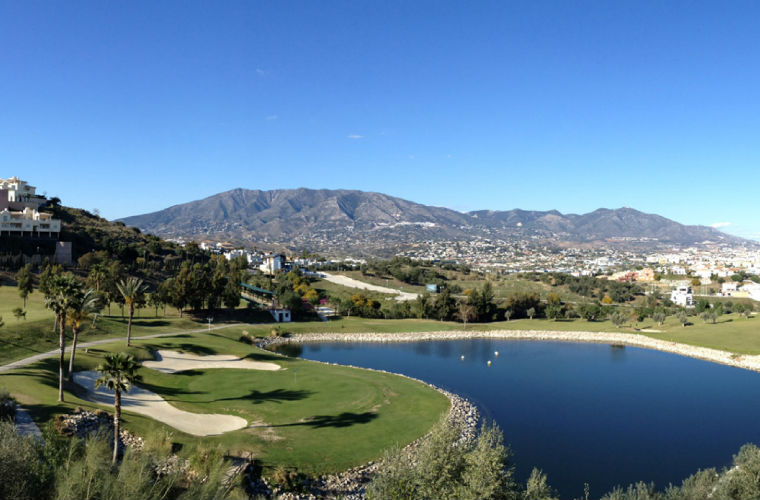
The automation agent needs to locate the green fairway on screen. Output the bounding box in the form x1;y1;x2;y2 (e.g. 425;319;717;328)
0;327;449;474
0;284;223;365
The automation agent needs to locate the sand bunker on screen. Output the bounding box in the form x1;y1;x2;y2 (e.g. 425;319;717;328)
73;371;248;436
142;349;281;374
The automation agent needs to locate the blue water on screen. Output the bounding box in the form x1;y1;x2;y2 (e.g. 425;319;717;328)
297;340;760;498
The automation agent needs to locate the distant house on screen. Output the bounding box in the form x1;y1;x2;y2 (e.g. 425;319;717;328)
269;308;291;323
671;285;694;307
637;268;655;281
260;253;285;275
722;282;739;296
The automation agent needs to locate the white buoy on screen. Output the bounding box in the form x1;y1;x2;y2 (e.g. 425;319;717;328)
461;355;465;360
494;351;499;356
487;360;492;366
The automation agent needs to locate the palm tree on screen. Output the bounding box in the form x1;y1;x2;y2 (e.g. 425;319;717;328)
95;352;142;465
87;263;107;292
66;288;102;379
116;277;147;346
44;274;80;402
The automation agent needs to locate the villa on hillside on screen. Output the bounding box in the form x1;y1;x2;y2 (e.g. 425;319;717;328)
0;177;61;238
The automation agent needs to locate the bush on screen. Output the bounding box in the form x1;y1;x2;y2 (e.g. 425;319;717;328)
367;421;521;500
0;388;17;421
0;421;50;500
270;465;308;493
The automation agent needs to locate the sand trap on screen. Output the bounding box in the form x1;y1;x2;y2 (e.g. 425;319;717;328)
73;371;248;436
321;272;418;301
142;349;281;374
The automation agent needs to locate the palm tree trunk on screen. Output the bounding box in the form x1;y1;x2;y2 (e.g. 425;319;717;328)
58;314;65;402
126;304;134;346
68;325;79;380
112;390;121;465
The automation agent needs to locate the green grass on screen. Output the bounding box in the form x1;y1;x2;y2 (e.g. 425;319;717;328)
0;285;248;365
0;327;448;475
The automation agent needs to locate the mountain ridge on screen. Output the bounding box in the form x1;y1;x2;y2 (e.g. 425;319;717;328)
118;188;748;252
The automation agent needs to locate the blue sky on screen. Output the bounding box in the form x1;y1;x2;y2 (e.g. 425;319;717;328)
1;1;759;239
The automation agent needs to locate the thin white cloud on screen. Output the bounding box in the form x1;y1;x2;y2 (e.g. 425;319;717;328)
256;68;271;77
347;134;363;139
266;115;278;120
710;222;732;228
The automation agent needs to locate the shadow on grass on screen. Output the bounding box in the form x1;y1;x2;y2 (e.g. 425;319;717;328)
271;411;377;429
0;339;49;355
243;351;297;363
106;319;172;328
136;381;202;400
157;343;218;356
210;388;312;405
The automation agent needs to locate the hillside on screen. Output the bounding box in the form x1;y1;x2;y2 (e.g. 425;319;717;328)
0;202;183;268
119;188;748;253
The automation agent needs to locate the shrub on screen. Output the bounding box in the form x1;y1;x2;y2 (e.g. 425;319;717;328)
367;421;521;500
270;465;308;493
0;421;50;500
0;388;17;421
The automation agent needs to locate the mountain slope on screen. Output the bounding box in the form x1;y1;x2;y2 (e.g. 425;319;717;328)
119;188;746;250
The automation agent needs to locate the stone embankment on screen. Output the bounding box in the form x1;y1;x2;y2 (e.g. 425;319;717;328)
56;409;144;451
265;329;760;374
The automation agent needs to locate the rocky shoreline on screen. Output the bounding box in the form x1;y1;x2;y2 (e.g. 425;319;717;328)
263;329;760;375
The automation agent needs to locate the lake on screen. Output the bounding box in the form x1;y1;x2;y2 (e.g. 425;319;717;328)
293;339;760;498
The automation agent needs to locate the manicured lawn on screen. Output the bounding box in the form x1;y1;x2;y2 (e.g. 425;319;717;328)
0;285;238;364
0;329;449;474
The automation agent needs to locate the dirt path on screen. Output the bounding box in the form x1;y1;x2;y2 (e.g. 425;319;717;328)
14;407;42;438
321;272;418;301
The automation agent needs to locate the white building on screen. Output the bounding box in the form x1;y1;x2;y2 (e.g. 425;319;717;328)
0;177;46;210
671;285;694;307
260;253;285;275
722;282;739;296
0;207;61;238
744;283;760;302
269;308;291;323
0;177;61;238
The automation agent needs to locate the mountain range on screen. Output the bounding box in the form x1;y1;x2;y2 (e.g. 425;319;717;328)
118;188;747;254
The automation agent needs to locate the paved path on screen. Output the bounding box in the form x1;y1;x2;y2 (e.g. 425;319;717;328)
320;272;419;302
14;407;42;439
0;323;242;373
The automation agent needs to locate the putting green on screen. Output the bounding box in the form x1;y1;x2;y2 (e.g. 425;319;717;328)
0;329;449;474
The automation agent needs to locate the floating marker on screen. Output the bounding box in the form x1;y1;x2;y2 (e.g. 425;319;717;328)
494;351;499;356
461;355;465;360
487;360;492;366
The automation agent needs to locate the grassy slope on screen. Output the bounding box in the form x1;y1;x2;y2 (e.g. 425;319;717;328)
0;285;206;365
0;326;448;474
